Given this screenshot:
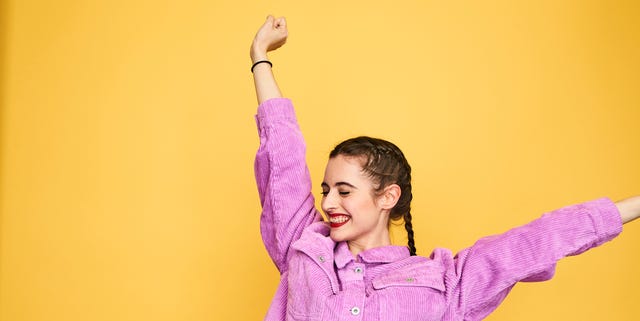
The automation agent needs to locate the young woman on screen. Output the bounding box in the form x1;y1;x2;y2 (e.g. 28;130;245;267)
250;15;640;321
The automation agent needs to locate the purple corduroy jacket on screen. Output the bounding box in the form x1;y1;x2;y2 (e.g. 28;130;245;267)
254;98;622;321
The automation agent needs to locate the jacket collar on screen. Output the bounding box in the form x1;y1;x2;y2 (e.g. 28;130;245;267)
292;222;411;268
334;241;410;268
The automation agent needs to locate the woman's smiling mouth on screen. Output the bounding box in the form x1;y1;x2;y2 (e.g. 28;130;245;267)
328;213;351;228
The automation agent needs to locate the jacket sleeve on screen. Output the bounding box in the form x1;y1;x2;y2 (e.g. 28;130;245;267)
254;98;323;274
448;198;622;320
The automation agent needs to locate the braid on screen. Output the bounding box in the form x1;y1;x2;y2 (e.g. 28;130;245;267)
404;211;416;256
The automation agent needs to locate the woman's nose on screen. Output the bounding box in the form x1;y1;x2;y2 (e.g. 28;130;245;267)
321;192;337;213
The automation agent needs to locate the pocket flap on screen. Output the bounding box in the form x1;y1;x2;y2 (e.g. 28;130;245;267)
372;264;446;292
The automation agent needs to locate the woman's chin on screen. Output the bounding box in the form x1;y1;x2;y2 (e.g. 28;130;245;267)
329;229;349;242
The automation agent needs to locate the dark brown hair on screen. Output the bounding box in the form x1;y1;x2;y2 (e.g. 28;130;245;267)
329;136;416;256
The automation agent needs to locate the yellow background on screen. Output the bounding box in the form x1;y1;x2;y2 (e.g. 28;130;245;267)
1;1;639;320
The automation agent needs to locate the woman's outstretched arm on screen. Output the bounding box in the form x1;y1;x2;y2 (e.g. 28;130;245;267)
616;195;640;224
250;15;287;104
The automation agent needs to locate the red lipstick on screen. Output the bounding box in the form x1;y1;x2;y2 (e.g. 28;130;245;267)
328;213;351;228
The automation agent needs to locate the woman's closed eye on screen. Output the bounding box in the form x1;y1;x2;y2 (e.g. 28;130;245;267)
320;190;350;196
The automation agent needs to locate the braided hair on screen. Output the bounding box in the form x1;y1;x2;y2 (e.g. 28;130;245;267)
329;136;417;256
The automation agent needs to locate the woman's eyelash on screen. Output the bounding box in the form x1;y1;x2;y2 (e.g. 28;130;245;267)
320;191;350;196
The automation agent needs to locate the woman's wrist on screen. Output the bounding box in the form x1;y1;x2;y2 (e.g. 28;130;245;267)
250;44;268;63
616;196;640;224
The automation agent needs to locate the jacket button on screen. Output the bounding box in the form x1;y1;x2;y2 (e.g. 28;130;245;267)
350;307;361;315
318;256;326;262
354;267;363;273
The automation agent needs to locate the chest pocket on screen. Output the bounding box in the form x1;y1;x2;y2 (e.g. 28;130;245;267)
372;266;447;321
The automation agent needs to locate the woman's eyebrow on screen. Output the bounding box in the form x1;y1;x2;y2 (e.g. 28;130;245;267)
320;182;357;189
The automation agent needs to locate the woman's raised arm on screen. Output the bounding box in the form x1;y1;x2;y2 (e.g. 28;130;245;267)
250;15;287;104
251;16;323;274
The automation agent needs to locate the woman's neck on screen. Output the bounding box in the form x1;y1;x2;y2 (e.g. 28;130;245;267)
347;231;392;257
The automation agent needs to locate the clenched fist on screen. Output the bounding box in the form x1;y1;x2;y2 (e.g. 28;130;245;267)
250;15;288;63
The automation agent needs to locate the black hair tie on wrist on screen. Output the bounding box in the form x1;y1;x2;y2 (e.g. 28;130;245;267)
251;60;273;73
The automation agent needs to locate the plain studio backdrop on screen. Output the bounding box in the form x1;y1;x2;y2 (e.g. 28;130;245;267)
0;1;638;320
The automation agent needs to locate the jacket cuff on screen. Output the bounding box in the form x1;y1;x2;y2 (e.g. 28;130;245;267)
255;98;296;130
589;197;623;245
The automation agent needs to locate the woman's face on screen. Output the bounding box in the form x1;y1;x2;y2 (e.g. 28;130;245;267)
321;155;390;246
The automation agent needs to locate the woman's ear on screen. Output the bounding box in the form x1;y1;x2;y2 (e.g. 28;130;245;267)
379;184;401;210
